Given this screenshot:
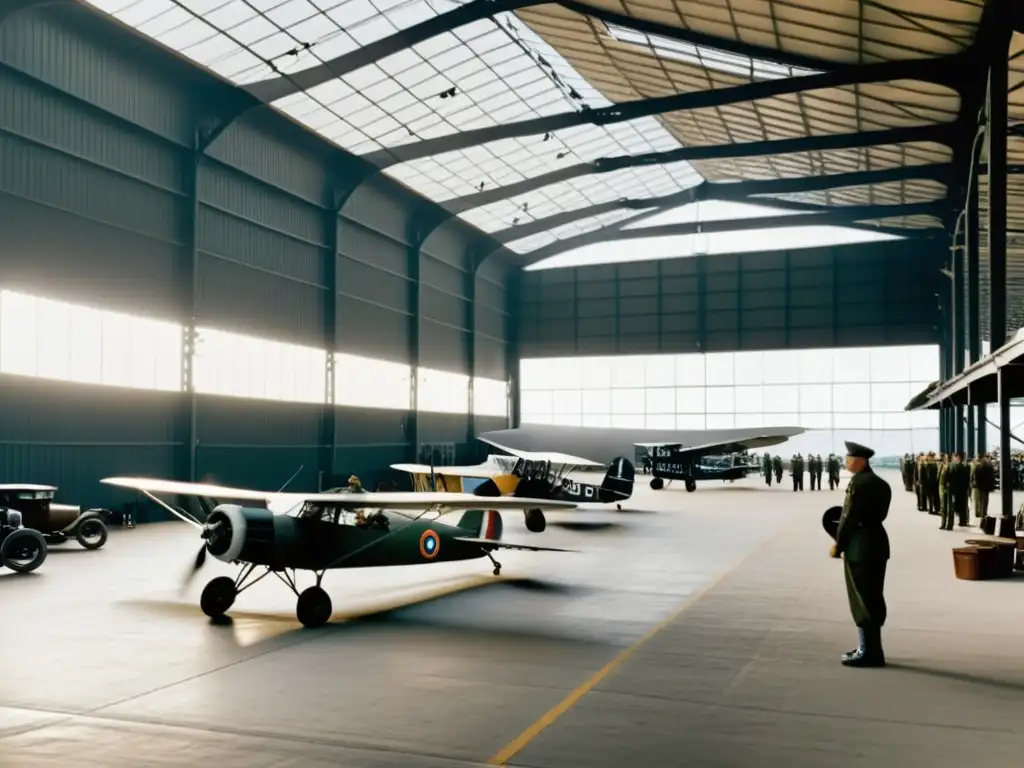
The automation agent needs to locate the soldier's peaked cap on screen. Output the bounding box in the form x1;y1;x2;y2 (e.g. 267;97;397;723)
844;441;874;460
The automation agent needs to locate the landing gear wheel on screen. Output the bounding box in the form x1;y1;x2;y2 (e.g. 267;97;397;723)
525;508;546;533
493;564;501;576
297;586;332;628
650;477;664;491
685;479;697;493
200;576;236;618
76;518;108;550
1;529;47;573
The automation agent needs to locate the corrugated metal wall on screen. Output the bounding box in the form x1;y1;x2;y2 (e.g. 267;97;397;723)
0;4;514;511
518;240;942;358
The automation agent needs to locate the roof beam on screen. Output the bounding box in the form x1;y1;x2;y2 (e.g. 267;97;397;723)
557;0;833;74
520;201;947;266
243;0;546;103
447;125;954;214
241;0;855;107
490;164;952;243
362;57;962;168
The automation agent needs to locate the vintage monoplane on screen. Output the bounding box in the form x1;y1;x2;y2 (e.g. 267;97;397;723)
101;477;577;628
391;449;634;532
641;440;777;492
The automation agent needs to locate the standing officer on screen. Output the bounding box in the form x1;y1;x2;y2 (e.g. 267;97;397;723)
914;452;927;511
827;453;841;490
807;454;818;490
791;454;804;491
924;452;940;514
949;452;971;528
815;454;824;490
938;454;949;524
972;453;995;521
830;441;891;668
762;451;773;486
773;454;783;484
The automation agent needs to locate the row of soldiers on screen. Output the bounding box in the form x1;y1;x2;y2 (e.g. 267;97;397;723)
757;453;842;491
898;452;997;530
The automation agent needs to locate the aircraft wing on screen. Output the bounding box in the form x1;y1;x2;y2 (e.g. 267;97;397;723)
454;537;576;553
390;462;501;479
474;441;604;469
101;477;577;512
637;435;792;455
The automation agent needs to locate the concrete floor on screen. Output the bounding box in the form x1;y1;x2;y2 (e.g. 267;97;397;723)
1;469;1021;767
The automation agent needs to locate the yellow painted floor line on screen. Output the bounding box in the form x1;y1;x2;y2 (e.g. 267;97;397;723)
487;524;789;766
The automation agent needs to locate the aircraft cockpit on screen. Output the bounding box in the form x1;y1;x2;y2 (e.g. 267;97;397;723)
298;501;390;531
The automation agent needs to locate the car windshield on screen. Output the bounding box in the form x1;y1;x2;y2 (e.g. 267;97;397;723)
13;491;53;500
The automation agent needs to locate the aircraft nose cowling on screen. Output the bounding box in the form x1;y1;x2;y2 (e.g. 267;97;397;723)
204;505;281;564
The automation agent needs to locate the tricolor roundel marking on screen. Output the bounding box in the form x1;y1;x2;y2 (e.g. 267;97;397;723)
419;529;440;559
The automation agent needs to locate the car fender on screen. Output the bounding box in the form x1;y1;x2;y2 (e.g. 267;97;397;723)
59;507;102;533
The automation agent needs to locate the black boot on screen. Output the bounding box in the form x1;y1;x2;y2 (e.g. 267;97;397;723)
841;626;865;662
842;625;885;668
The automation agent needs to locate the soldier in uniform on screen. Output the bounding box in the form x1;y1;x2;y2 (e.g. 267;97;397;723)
815;454;824;490
947;452;971;528
937;454;949;525
831;441;891;668
827;453;841;490
924;452;940;514
905;452;917;495
791;454;804;491
762;451;773;486
972;453;995;521
773;454;783;484
807;454;818;490
914;452;926;511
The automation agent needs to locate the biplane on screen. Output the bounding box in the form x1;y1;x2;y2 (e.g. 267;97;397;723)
101;477;577;628
391;450;634;532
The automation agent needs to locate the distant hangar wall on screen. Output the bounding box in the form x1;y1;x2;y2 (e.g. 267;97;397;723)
517;240;943;359
0;4;513;510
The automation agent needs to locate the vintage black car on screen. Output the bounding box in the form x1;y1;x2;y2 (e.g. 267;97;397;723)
0;506;47;573
0;484;108;550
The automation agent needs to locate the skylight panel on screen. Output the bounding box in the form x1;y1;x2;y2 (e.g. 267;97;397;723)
605;22;824;81
84;0;705;251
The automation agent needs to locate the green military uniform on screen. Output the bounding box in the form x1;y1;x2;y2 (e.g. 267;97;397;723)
772;455;783;484
807;455;818;490
972;456;995;520
937;456;949;524
833;441;891;668
945;454;971;529
791;454;804;491
924;453;940;514
814;454;824;490
827;453;841;490
762;452;773;486
921;454;929;514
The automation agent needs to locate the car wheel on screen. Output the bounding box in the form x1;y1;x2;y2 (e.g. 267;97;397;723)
76;518;108;550
1;529;48;573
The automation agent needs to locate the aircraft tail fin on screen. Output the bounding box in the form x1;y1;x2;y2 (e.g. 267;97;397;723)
598;457;635;502
457;509;504;540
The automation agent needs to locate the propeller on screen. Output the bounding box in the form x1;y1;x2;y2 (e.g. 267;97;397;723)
181;516;229;591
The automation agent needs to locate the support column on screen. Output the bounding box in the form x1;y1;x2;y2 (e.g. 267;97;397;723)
938;307;949;453
986;41;1012;517
508;271;521;429
466;263;477;447
319;197;339;489
953;238;966;454
407;220;425;463
966;151;980;457
183;145;200;482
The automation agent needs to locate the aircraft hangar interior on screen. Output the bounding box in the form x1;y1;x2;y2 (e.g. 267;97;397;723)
3;0;1024;766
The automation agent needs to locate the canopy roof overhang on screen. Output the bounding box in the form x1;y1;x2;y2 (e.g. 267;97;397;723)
907;329;1024;409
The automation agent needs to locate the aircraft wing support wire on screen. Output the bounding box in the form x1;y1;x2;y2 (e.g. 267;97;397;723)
140;488;203;529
